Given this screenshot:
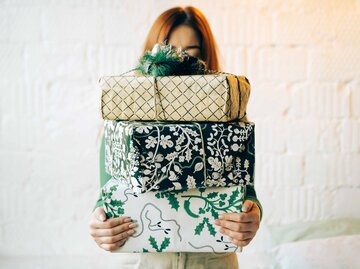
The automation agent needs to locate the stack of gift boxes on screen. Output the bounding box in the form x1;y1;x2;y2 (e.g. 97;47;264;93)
98;73;255;253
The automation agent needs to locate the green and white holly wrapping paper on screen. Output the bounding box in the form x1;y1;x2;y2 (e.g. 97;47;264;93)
104;120;255;194
102;178;246;253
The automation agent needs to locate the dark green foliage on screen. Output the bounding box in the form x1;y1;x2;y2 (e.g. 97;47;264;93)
167;193;180;211
206;221;216;236
194;217;216;236
219;193;228;200
155;191;180;211
207;192;218;199
105;211;112;219
148;236;171;252
110;199;124;207
228;188;240;205
149;236;158;250
210;208;219;219
159;237;170;252
194;219;206;235
184;200;199;218
135;42;207;77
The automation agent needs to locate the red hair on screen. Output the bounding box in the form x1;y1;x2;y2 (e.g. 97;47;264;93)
142;6;221;71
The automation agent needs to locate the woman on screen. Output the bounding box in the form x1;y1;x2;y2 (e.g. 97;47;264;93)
89;6;262;269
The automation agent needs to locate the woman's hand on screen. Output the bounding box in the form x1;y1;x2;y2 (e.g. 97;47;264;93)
89;207;137;252
214;200;260;248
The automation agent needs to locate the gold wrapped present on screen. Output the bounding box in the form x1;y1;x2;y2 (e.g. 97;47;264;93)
100;74;250;122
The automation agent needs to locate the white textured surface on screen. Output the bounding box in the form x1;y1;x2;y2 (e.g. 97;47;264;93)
0;0;359;268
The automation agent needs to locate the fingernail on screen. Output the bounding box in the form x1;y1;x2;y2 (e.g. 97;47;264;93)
124;218;131;223
214;220;220;225
127;229;135;235
129;223;137;228
219;228;224;233
219;215;224;219
100;214;106;221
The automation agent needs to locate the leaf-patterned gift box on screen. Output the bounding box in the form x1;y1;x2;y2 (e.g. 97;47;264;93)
104;120;255;194
100;74;251;122
102;178;246;253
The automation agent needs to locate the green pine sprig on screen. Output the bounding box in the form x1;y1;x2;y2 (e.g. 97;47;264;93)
135;41;207;77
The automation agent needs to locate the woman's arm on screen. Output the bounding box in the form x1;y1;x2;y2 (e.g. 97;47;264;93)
92;131;112;212
213;183;262;248
89;130;137;252
245;184;263;222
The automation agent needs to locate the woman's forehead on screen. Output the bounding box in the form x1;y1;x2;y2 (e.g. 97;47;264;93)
167;24;201;49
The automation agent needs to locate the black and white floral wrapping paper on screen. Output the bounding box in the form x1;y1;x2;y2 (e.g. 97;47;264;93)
104;120;255;194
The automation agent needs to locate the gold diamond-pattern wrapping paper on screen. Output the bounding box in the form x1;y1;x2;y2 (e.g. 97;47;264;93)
100;74;251;122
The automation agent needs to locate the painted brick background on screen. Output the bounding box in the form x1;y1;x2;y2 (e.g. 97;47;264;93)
0;0;359;268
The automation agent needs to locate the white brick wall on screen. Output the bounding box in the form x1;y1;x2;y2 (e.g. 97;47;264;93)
0;0;359;267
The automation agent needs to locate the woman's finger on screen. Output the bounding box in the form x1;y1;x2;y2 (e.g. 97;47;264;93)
214;219;256;232
89;216;132;229
93;207;107;222
99;238;127;252
218;212;257;223
218;226;255;241
231;238;252;247
241;200;255;213
92;222;137;238
95;228;136;244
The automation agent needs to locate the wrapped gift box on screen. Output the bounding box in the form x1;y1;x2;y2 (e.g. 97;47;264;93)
100;74;250;122
102;178;246;253
104;120;255;194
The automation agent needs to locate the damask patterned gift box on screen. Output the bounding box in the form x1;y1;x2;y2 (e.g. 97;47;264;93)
102;178;246;253
100;74;250;122
104;120;255;194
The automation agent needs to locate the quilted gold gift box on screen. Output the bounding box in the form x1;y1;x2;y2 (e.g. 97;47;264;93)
100;74;250;122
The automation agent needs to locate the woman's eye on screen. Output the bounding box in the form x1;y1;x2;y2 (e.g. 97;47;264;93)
186;49;201;58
